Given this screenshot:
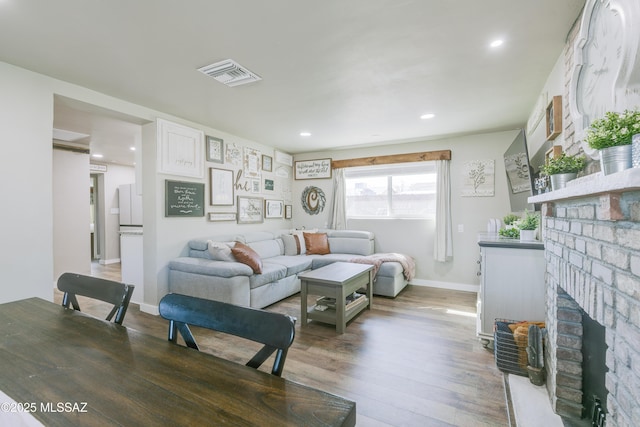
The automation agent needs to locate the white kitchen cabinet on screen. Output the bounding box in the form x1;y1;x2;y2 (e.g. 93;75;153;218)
476;236;546;344
120;228;143;304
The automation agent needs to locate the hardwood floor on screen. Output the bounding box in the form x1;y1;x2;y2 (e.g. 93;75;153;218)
56;262;508;426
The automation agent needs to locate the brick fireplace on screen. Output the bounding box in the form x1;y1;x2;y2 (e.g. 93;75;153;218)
531;169;640;427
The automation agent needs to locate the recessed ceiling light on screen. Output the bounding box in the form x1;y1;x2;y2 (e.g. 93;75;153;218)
420;113;435;120
490;39;504;48
300;132;311;137
130;146;136;151
92;154;103;158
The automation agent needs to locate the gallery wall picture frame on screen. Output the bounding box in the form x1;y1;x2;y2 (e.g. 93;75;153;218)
264;179;274;191
237;196;264;224
294;158;332;180
165;180;205;217
262;154;273;172
158;119;204;178
208;212;236;222
275;150;293;166
244;147;261;179
545;146;563;164
251;179;261;193
284;204;292;219
209;167;234;206
265;199;284;219
460;160;495;197
545;95;562;141
206;135;224;163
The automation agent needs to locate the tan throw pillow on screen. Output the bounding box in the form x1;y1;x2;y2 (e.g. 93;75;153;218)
304;232;330;255
231;241;263;274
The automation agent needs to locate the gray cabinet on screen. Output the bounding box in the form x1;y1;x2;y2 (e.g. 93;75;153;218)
476;238;546;343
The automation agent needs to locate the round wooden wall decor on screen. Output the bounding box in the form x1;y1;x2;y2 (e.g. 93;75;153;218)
301;186;326;215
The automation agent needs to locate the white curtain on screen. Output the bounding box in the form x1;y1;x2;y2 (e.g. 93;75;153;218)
434;159;453;262
329;168;346;230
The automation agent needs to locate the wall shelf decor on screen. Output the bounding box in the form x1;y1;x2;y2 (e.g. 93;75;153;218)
546;95;562;141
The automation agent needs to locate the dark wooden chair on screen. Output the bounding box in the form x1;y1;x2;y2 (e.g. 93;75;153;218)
158;293;296;377
57;272;135;325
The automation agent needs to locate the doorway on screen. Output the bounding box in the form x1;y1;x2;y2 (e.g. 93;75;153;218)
90;174;101;261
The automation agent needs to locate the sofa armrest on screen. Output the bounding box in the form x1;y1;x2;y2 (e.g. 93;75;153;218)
169;257;253;278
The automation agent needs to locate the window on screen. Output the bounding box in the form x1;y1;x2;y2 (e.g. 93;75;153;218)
344;162;437;219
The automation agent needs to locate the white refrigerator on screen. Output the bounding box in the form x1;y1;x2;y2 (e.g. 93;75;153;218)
119;184;143;304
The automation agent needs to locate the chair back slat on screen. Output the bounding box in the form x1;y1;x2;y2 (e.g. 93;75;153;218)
159;293;296;376
57;272;135;325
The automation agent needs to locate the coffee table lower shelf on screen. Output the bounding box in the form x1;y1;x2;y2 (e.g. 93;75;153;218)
307;297;370;326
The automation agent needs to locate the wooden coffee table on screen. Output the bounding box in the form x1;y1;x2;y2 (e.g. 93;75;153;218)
299;262;374;334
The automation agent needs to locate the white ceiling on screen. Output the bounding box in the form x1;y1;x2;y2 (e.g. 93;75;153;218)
0;0;585;165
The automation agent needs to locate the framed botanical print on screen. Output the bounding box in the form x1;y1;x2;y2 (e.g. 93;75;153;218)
206;136;224;163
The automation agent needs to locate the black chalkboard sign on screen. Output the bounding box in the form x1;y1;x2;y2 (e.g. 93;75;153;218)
165;180;205;217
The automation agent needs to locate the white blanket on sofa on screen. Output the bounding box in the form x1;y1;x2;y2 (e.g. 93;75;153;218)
349;253;416;281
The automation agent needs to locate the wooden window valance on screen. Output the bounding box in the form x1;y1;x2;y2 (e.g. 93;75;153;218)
331;150;451;169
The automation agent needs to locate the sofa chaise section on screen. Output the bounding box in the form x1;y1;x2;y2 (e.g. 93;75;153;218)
168;229;410;309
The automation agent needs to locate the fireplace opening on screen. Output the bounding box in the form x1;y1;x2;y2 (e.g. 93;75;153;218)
582;309;607;426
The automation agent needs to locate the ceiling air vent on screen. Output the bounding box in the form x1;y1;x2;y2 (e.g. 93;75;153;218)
198;59;262;87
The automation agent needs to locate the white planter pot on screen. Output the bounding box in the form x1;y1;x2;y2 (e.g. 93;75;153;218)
520;230;536;241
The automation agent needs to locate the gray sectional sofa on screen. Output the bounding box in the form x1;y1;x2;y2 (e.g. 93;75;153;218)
168;229;410;309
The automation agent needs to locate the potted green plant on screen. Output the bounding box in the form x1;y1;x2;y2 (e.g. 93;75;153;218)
518;210;539;241
503;213;520;227
539;153;586;191
585;109;640;175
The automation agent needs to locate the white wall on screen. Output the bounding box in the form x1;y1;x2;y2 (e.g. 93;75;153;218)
526;53;566;170
0;62;55;302
292;130;520;289
52;149;91;279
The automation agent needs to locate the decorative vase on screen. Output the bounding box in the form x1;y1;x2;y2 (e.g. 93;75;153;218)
600;145;632;175
520;229;536;241
632;134;640;168
549;172;577;191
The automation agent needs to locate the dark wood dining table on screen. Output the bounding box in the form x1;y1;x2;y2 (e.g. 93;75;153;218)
0;298;356;426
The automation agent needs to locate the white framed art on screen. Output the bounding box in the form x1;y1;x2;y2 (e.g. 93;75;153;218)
157;119;204;178
461;160;495;197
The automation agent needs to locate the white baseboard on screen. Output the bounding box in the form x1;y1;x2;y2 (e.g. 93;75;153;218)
98;258;120;265
409;278;479;293
139;303;159;316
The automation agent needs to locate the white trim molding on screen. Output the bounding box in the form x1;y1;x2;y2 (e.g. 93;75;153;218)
410;278;479;294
